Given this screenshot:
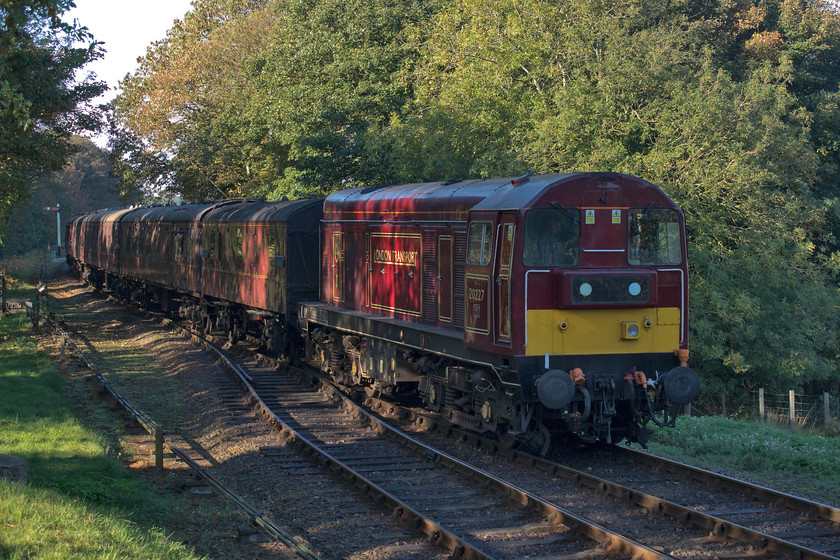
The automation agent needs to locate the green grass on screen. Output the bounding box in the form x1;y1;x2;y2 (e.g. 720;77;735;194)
0;312;209;560
648;414;840;506
1;274;33;302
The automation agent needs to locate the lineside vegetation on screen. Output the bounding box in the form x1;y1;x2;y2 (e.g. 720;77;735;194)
108;0;840;409
2;0;840;411
0;309;236;560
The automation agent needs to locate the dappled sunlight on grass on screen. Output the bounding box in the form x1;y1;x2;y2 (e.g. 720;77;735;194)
0;482;201;560
0;311;209;560
649;415;840;505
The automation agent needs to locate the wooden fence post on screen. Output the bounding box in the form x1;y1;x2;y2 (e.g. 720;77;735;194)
789;389;796;431
826;392;832;426
721;391;727;418
154;427;164;471
759;388;765;424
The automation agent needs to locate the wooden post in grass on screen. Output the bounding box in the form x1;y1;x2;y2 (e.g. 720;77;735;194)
826;392;831;426
1;270;6;314
789;389;796;431
759;388;765;424
721;391;726;417
154;427;164;471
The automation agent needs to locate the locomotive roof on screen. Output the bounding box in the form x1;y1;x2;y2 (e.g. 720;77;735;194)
325;172;676;221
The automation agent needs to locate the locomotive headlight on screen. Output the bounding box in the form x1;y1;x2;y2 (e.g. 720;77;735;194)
621;321;640;340
628;282;642;296
579;282;593;297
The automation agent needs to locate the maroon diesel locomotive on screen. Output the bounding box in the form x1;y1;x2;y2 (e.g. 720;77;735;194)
67;171;699;450
299;172;699;448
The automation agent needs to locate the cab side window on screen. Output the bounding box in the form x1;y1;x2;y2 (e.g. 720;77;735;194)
523;208;579;266
466;222;493;265
628;208;682;265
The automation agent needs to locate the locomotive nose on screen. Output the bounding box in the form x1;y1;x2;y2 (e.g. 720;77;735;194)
661;366;700;405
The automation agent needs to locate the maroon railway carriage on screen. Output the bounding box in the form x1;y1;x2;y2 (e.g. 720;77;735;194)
193;198;323;352
65;207;136;286
67;198;323;354
300;172;699;446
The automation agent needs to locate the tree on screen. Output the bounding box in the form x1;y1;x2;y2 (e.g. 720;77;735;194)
110;0;281;201
112;0;432;201
399;0;840;397
247;0;431;198
2;136;125;257
107;0;840;397
0;0;106;243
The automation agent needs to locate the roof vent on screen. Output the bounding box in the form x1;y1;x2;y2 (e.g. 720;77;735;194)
511;170;531;187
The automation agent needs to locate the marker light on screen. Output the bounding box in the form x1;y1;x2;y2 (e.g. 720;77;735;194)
579;282;593;297
621;321;640;340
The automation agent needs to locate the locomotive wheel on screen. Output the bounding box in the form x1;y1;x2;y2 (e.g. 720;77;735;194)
228;320;242;345
537;423;552;456
498;433;520;450
523;423;551;457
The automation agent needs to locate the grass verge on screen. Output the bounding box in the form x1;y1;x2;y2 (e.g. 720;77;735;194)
0;311;236;560
648;414;840;506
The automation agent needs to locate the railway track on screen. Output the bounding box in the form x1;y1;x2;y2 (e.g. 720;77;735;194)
42;279;840;559
358;394;840;559
41;280;443;560
201;335;670;560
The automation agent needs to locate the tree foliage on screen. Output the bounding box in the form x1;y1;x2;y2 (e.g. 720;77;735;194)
0;0;106;240
2;136;124;258
110;0;840;398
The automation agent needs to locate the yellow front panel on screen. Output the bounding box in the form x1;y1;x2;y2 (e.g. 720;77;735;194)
526;308;681;356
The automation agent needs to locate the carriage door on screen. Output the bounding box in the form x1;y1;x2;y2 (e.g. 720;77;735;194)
332;231;345;303
437;235;453;323
494;214;515;345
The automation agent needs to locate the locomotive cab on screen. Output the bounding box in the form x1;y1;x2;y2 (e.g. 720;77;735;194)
300;172;699;452
513;190;698;444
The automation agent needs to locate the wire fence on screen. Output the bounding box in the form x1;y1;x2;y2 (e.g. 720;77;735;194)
702;389;840;431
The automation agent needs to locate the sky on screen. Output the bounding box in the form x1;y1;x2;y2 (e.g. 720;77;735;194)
65;0;195;105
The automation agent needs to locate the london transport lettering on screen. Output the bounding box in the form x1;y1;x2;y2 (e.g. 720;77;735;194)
373;248;419;266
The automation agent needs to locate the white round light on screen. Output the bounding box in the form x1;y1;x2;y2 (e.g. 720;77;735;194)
579;283;593;297
627;324;640;338
628;282;642;296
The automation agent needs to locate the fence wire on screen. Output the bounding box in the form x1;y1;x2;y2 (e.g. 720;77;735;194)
748;390;838;430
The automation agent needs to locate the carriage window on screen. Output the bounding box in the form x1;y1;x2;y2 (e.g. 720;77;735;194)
135;223;143;259
175;231;185;262
235;226;244;267
628;208;682;265
267;230;279;272
205;227;217;260
467;222;493;265
523;207;579;266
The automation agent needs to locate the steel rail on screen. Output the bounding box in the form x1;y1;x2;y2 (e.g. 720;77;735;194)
325;382;674;560
365;396;840;560
193;324;674;560
197;341;497;560
616;445;840;524
164;443;320;560
43;317;320;560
